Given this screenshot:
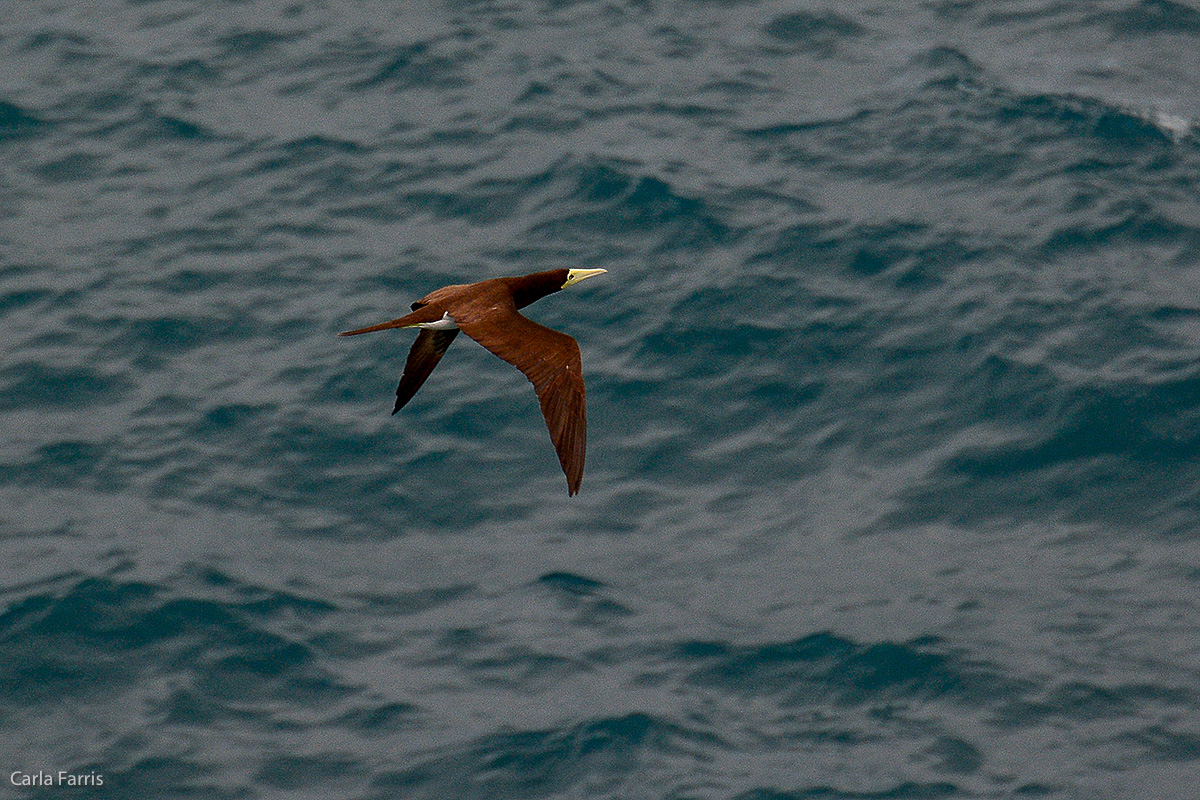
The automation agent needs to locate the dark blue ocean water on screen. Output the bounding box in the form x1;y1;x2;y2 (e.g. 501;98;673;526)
4;1;1200;798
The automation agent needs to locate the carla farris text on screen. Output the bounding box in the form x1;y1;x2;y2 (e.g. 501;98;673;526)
11;771;104;787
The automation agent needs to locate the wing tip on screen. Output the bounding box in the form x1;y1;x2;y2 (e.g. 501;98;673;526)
565;460;583;496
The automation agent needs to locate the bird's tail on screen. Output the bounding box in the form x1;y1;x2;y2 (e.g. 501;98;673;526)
339;307;443;336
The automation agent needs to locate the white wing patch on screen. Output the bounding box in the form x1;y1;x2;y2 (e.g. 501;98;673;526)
416;312;459;331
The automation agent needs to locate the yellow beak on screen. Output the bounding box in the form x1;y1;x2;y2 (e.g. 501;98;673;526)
563;268;607;289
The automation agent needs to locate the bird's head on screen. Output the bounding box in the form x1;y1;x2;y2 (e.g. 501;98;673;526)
562;268;607;289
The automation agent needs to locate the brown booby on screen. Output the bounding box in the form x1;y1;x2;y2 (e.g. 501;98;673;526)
339;268;607;496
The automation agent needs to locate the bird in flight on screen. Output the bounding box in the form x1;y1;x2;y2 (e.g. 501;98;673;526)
340;268;607;496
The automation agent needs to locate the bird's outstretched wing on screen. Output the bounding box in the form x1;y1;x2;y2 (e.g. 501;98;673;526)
393;329;459;414
457;305;587;496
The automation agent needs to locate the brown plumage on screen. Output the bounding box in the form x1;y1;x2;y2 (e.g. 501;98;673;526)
339;268;607;496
